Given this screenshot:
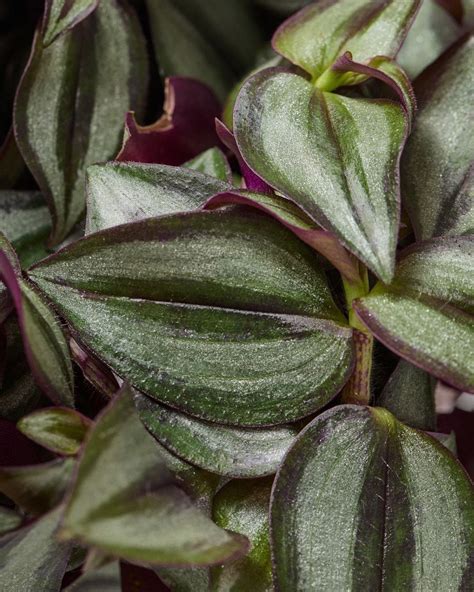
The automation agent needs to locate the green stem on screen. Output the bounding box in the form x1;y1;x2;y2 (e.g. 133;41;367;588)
341;266;374;405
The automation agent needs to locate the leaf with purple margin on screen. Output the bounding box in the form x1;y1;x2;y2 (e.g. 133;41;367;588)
234;68;407;282
272;0;420;80
205;189;361;282
85;161;230;234
14;0;148;245
0;506;72;592
134;391;298;478
330;53;416;125
59;385;249;566
117;77;221;166
212;479;273;592
0;458;74;515
271;405;474;591
0;248;74;407
28;209;353;426
354;236;474;393
377;359;436;430
18;408;91;456
43;0;99;46
402;34;474;240
398;0;461;79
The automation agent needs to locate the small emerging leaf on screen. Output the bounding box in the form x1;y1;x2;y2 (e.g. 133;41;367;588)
18;408;91;456
43;0;99;46
0;507;22;535
185;147;232;182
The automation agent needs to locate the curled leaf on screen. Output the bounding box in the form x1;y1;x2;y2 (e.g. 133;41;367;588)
117;77;221;166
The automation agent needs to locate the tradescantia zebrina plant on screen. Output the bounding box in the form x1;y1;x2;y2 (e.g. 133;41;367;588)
0;0;473;590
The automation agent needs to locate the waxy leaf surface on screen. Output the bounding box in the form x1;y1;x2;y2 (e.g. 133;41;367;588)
29;209;353;426
271;405;474;591
378;359;435;430
0;507;72;592
184;148;232;182
85;161;229;234
0;458;74;515
234;69;407;281
0;250;74;406
273;0;420;79
117;77;221;166
14;0;148;244
18;408;91;456
402;35;474;240
212;479;273;592
60;386;248;565
355;237;474;392
135;392;298;478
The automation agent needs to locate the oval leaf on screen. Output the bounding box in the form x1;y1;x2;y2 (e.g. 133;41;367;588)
14;0;148;245
184;147;232;182
29;209;353;426
17;408;91;456
0;249;74;406
135;391;298;478
271;405;474;591
234;68;407;282
273;0;420;79
60;385;248;566
354;236;474;392
402;34;474;240
85;161;230;234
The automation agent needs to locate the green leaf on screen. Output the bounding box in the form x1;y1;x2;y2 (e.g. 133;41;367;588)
0;507;22;535
402;34;474;240
0;249;74;406
0;507;72;592
43;0;99;46
85;161;229;234
273;0;420;80
64;562;121;592
205;189;361;283
18;408;91;456
271;405;474;591
145;0;263;99
29;209;353;426
0;191;50;268
0;458;75;515
398;0;461;79
14;0;148;245
212;479;273;592
135;391;298;478
60;385;249;566
354;236;474;392
377;359;436;430
234;69;407;281
185;147;232;182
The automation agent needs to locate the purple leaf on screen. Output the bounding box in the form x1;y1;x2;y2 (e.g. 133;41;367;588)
117;77;222;166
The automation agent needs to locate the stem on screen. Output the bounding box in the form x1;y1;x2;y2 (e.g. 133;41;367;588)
341;266;374;405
